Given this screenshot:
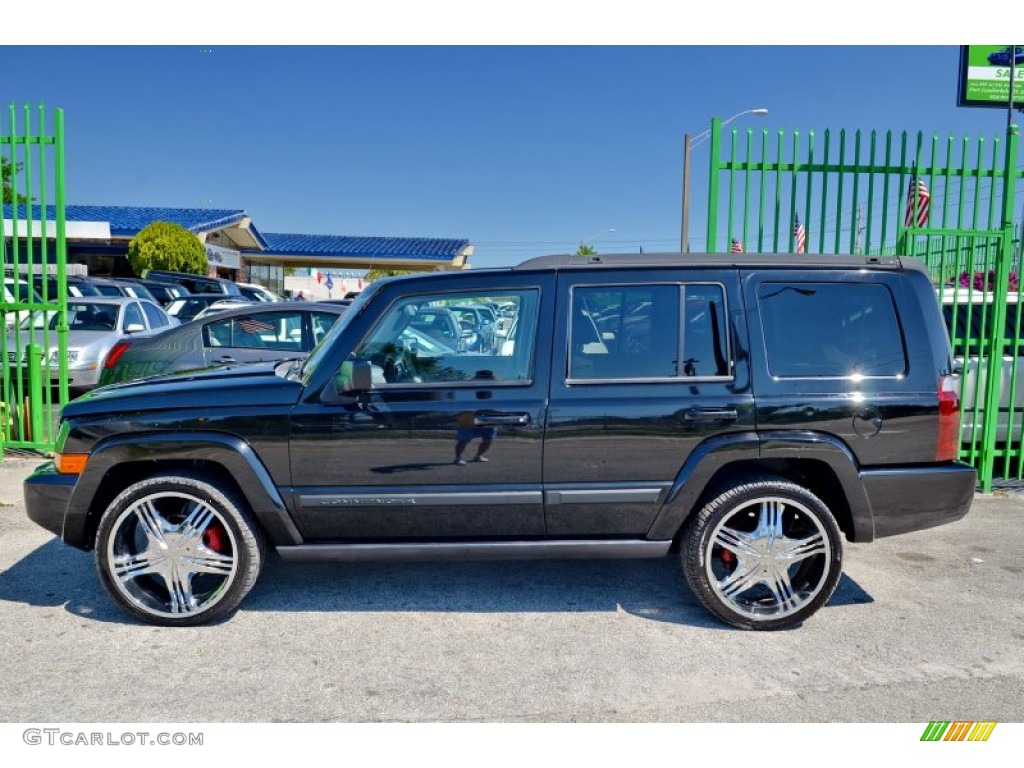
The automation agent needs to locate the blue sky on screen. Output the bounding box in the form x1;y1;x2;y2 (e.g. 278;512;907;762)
2;43;1021;269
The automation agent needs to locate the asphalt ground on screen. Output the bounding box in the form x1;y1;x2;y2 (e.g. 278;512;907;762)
0;455;1022;723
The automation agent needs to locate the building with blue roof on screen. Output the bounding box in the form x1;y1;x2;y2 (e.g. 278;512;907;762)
3;204;473;295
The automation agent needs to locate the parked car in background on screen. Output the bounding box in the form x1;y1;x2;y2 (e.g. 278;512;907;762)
164;294;252;323
237;283;283;303
3;277;47;328
193;299;266;321
941;286;1024;446
146;270;243;296
405;305;475;352
7;296;178;392
84;277;159;304
30;274;102;298
99;302;346;385
117;278;191;307
447;303;497;352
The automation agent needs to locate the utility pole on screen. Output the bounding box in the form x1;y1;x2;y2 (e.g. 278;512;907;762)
680;132;692;253
855;204;865;254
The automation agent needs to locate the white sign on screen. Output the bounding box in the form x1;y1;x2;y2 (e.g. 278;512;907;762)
205;243;241;269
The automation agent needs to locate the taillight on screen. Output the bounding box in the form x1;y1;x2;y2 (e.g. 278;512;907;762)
936;374;961;461
104;340;132;369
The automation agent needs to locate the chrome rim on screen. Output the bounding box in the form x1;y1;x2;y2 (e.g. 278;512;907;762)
706;496;831;622
106;491;238;618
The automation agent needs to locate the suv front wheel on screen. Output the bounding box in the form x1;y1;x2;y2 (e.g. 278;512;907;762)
682;478;843;631
94;473;264;626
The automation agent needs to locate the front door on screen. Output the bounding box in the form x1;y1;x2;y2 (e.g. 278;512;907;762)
288;275;555;540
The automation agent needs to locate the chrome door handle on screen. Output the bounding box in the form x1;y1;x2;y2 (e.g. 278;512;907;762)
682;408;738;422
474;413;531;426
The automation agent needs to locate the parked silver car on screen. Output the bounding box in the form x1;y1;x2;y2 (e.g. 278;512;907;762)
941;287;1023;446
8;296;179;391
99;302;345;386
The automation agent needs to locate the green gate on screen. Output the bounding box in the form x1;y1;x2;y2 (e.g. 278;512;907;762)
1;104;69;456
705;117;1023;490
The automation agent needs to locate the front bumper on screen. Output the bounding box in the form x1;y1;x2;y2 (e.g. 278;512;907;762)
862;462;977;539
24;461;79;544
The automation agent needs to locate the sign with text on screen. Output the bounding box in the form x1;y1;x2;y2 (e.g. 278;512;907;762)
205;243;241;269
958;45;1024;108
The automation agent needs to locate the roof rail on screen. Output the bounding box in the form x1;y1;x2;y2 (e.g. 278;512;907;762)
514;252;906;270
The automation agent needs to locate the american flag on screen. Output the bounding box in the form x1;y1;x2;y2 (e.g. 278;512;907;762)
730;237;744;253
904;175;931;228
793;214;806;254
238;317;275;335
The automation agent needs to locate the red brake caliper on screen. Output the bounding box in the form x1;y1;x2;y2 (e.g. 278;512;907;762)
202;524;227;552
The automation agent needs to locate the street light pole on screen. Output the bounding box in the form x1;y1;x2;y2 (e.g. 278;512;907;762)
680;108;768;253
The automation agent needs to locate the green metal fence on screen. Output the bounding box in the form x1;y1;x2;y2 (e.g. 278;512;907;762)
706;117;1023;490
1;104;68;456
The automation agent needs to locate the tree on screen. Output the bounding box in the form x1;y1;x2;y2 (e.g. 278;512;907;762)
2;157;30;204
576;243;598;256
127;221;208;276
365;269;413;282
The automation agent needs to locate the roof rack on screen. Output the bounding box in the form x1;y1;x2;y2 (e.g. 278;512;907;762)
514;252;906;270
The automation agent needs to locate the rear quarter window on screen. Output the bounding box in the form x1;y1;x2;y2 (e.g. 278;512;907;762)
758;282;906;378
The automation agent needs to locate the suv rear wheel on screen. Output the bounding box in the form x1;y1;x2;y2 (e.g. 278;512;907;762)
94;473;264;626
682;478;843;630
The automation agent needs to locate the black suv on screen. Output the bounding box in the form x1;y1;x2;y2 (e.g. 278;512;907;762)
25;253;976;629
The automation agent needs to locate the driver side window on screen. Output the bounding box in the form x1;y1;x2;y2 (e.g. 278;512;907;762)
349;289;538;386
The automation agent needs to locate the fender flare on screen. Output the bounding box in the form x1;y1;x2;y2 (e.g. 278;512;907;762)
62;431;302;549
647;430;875;542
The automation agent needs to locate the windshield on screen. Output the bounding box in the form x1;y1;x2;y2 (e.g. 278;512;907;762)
62;302;120;331
300;284;378;380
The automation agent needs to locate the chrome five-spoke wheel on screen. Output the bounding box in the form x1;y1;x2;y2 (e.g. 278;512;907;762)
95;474;263;626
682;478;843;630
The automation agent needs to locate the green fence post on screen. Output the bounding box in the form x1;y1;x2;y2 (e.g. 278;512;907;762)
979;123;1020;491
705;117;722;252
26;344;44;444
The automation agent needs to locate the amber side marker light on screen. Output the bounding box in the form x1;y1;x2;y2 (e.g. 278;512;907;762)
55;453;89;475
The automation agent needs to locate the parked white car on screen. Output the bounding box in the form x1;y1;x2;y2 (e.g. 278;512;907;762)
940;286;1023;446
7;296;179;391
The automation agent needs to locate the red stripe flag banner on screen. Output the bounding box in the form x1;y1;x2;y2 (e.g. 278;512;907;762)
731;237;744;253
793;214;806;254
904;174;931;227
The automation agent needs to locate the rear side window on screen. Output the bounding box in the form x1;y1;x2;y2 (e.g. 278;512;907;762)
568;283;730;381
758;282;906;378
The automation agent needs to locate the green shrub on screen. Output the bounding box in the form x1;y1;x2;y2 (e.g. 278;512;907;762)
127;221;208;276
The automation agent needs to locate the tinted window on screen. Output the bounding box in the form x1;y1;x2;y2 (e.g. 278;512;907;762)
65;302;118;331
569;284;729;381
758;282;906;378
204;311;304;351
140;301;168;329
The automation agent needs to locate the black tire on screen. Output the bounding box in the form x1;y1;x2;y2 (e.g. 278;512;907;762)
94;472;264;626
681;477;843;631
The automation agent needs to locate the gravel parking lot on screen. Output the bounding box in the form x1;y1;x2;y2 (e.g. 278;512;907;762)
0;456;1021;723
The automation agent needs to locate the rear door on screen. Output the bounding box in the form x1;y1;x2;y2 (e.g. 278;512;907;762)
543;268;753;536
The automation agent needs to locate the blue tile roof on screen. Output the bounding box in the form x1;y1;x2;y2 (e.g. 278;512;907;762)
256;233;470;261
3;204;269;248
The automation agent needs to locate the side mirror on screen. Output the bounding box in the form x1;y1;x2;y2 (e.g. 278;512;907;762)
338;359;375;393
124;323;146;334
